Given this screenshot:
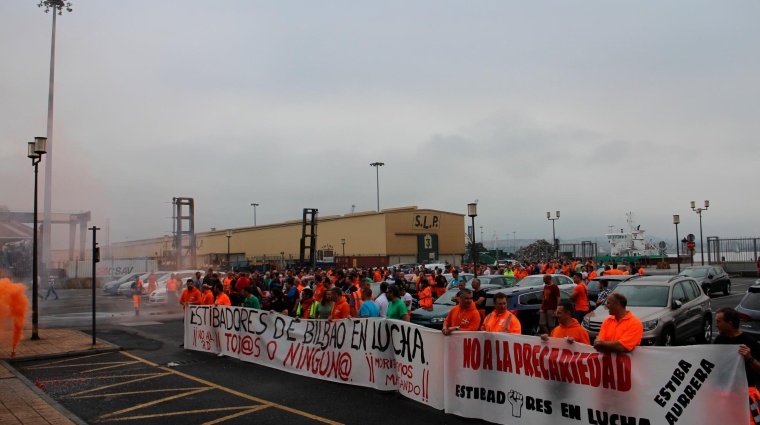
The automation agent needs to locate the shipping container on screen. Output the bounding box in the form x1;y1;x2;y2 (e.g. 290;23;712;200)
335;256;389;269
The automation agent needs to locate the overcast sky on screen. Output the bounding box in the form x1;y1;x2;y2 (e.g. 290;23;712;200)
2;1;759;249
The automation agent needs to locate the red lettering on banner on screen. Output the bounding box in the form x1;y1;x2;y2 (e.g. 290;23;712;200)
548;348;561;381
602;353;616;390
483;340;493;371
514;343;523;374
284;343;352;382
463;337;631;392
522;344;534;377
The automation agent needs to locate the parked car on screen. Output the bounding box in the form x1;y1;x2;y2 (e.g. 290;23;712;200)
149;270;201;303
102;272;143;296
587;275;642;303
676;266;731;295
409;283;508;329
490;274;576;298
117;273;152;297
484;286;578;336
734;284;760;338
582;275;712;347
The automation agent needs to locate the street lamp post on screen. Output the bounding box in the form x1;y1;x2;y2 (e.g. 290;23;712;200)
468;203;478;277
28;137;47;341
341;239;345;257
512;231;516;254
370;162;384;212
480;226;483;244
547;211;560;260
251;203;259;226
691;200;709;265
226;230;232;269
674;215;681;273
38;0;73;280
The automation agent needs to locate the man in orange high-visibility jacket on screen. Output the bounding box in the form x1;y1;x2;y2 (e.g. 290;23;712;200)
481;292;521;334
179;280;203;312
442;288;481;335
541;301;590;345
213;284;231;306
594;293;643;353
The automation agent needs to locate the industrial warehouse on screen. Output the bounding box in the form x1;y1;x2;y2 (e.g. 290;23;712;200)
100;205;466;271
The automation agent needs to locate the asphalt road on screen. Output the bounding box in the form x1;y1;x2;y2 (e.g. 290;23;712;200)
14;321;477;425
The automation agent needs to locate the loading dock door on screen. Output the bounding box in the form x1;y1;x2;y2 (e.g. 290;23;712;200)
417;234;438;263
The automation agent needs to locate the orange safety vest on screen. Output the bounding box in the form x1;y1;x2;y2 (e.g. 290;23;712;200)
482;311;515;333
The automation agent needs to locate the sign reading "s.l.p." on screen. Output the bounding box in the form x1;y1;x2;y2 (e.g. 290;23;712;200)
413;214;440;230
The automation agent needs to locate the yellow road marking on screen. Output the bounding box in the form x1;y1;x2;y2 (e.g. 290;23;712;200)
67;372;172;397
200;405;269;425
97;406;260;422
26;352;112;367
74;387;208;399
44;373;161;383
120;351;158;366
26;361;131;370
80;361;139;374
120;352;343;425
98;387;211;419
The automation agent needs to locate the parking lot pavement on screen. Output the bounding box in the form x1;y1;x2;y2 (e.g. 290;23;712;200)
13;323;474;425
13;351;341;425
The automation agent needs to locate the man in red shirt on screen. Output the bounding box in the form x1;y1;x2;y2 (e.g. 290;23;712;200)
538;274;561;334
234;272;251;306
569;273;589;322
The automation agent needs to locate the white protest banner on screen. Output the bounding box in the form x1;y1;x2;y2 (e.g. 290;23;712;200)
445;332;748;425
387;319;445;408
184;306;445;409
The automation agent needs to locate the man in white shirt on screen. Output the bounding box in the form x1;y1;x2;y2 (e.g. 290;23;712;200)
483;267;492;276
373;282;389;318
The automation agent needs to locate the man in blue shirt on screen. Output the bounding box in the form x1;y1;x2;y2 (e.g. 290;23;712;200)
448;270;464;288
358;287;379;318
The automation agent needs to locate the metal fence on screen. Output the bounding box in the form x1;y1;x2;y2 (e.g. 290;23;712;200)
706;237;760;274
559;242;598;260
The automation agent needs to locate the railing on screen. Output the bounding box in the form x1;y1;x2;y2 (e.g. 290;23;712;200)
706;237;759;274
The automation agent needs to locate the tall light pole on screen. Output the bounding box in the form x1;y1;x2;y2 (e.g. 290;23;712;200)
468;203;478;277
674;215;681;273
370;162;384;212
691;200;709;265
512;231;516;254
38;0;73;278
341;239;345;257
547;211;560;260
480;226;483;244
251;203;259;226
28;137;47;341
226;230;232;269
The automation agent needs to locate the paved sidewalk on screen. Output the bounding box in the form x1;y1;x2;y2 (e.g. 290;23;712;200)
0;362;76;425
0;329;118;361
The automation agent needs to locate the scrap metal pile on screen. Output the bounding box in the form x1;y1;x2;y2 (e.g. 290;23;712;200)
513;239;555;264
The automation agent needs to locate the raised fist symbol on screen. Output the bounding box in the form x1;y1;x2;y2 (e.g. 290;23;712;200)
508;390;523;418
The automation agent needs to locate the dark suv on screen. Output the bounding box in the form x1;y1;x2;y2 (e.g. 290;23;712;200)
677;266;731;296
582;275;712;347
484;286;595;336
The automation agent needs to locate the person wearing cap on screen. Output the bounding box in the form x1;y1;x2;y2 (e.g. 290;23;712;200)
179;279;202;312
200;283;214;305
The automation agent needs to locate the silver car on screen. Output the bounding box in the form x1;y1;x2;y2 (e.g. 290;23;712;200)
582;275;712;347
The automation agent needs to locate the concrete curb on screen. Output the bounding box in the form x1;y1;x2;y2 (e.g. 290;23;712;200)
2;330;122;363
1;359;89;425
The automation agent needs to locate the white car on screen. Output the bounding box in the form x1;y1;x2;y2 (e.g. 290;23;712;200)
149;270;200;303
